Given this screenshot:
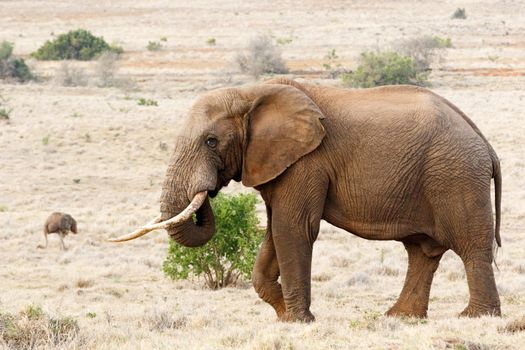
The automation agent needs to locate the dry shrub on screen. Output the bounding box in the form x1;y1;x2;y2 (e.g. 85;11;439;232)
235;35;288;78
0;305;80;349
95;51;133;89
395;35;452;72
104;288;123;298
95;51;118;87
76;278;94;288
500;315;525;333
447;270;465;281
54;61;88;87
377;265;400;276
312;272;332;282
346;271;370;286
330;255;351;268
141;308;187;332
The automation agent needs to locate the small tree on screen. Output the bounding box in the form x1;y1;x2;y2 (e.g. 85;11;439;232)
342;51;428;88
0;41;34;82
32;29;122;61
163;193;264;289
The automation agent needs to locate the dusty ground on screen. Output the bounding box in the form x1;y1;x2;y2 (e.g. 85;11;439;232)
1;0;525;349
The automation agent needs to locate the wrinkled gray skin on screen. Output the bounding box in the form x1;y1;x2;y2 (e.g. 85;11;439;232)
159;78;502;322
43;212;77;250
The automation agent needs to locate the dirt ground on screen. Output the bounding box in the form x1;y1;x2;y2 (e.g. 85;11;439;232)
1;0;524;349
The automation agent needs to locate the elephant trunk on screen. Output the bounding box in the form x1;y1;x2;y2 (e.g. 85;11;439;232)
160;194;215;247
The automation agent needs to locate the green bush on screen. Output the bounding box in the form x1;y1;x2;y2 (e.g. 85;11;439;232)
32;29;122;60
163;193;264;289
0;41;13;60
452;8;466;19
0;41;34;82
342;51;428;88
147;41;162;51
137;98;158;106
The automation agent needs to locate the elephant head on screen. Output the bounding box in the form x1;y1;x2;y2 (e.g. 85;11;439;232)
110;83;325;246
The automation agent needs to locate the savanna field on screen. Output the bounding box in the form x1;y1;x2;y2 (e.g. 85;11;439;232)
1;1;525;349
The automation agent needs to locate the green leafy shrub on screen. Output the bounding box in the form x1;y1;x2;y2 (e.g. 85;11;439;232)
432;36;453;48
235;35;289;78
163;193;264;289
342;51;428;88
32;29;122;60
0;41;34;82
147;41;162;51
137;98;158;106
0;41;13;60
323;48;347;78
0;98;10;120
452;8;467;19
206;37;216;46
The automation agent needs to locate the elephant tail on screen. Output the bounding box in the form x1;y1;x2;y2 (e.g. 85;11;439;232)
491;151;502;248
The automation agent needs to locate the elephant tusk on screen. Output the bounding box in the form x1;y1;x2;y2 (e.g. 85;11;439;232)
108;192;207;243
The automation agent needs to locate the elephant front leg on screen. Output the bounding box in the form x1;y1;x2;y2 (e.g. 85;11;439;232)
252;229;286;318
274;236;315;323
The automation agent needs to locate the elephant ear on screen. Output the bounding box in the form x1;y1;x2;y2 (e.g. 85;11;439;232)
241;84;326;187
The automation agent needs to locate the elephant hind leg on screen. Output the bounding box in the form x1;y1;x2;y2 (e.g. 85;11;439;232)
459;257;501;317
386;237;445;318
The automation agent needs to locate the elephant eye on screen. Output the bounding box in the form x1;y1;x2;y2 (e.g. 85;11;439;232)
206;137;218;148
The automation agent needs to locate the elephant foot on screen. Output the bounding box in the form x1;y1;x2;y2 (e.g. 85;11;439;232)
386;303;427;318
279;309;315;323
273;303;287;319
459;303;501;318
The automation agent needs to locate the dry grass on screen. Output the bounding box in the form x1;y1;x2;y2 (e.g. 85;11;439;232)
54;61;88;87
0;305;81;349
0;0;524;349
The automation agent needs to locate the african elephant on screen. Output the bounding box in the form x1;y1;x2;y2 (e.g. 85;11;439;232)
113;78;502;322
43;212;78;250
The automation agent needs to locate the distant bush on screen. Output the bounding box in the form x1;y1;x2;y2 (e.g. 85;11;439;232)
0;108;9;120
137;98;158;106
54;61;88;87
0;41;34;82
147;41;162;51
32;29;122;60
395;35;452;72
342;51;428;88
452;8;467;19
206;37;216;46
0;41;13;60
323;48;348;79
163;193;264;289
235;35;289;78
0;95;10;120
0;304;80;348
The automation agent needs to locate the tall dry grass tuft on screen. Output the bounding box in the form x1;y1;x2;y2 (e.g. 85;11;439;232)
235;35;288;78
0;305;81;349
54;61;88;87
140;308;188;332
